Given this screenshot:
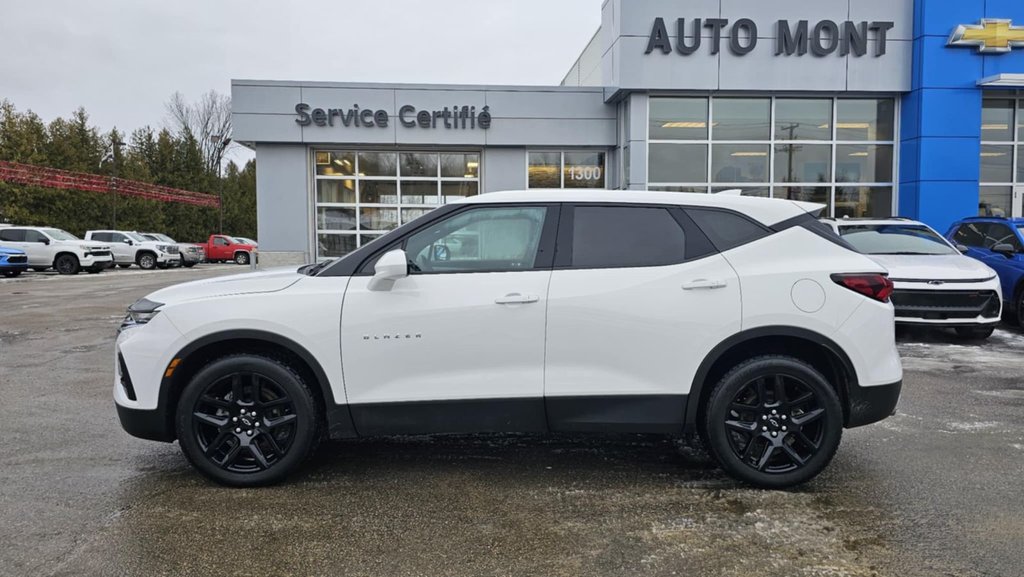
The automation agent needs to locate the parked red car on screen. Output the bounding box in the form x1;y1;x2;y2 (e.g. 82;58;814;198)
199;235;257;265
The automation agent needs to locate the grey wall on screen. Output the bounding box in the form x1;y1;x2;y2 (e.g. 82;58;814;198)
599;0;913;94
254;144;310;258
233;81;617;148
482;148;527;192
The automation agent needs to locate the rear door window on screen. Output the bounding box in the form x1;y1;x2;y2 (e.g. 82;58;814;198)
0;229;25;242
569;205;687;268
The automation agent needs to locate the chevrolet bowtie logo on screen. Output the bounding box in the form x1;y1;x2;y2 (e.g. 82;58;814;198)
949;19;1024;53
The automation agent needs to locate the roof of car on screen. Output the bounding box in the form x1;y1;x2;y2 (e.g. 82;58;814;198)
829;218;929;227
954;216;1024;224
458;189;823;226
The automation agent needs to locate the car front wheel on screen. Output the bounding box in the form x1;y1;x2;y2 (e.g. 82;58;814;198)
176;355;320;486
54;254;80;275
234;252;250;265
137;253;157;270
703;355;843;489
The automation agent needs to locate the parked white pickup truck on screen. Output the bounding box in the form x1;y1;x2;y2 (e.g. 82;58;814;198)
0;225;113;274
84;230;180;270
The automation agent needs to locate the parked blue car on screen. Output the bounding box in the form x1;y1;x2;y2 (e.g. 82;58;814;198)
0;245;29;278
946;217;1024;326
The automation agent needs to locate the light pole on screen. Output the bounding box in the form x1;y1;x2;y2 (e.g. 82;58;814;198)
210;135;231;233
110;139;126;228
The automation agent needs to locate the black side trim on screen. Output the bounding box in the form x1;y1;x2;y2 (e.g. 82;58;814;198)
546;395;687;434
686;326;859;432
155;330;357;441
116;403;175;442
350;398;547;436
846;380;901;428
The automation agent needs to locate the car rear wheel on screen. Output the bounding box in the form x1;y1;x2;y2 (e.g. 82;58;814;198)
703;355;843;489
955;326;995;340
176;355;320;487
54;254;80;275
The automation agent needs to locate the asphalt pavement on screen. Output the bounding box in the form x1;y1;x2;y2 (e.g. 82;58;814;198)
1;266;1022;577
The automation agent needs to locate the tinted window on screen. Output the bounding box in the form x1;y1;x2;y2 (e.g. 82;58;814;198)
92;232;110;242
985;223;1024;251
952;223;986;247
0;229;25;242
839;225;957;255
686;208;769;252
571;206;686;268
214;237;229;246
405;206;548;273
25;230;47;243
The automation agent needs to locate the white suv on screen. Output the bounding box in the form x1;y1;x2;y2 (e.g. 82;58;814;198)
84;230;179;270
823;218;1002;340
114;191;903;488
0;226;113;274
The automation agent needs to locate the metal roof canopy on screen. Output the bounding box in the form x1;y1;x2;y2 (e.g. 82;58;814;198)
978;73;1024;87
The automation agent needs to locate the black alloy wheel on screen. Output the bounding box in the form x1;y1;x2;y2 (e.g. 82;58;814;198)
54;254;80;275
235;252;250;265
137;253;157;270
704;356;842;489
176;355;319;486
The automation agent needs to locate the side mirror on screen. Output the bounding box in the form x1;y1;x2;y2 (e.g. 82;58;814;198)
368;249;409;291
123;239;133;245
955;244;970;254
40;237;50;245
992;243;1016;258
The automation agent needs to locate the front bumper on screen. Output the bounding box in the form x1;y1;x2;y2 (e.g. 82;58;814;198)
83;256;114;272
0;262;29;273
846;379;902;428
116;403;174;442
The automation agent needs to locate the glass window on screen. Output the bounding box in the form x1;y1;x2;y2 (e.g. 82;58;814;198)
563;152;606;189
649;143;707;183
528;152;560;188
979;186;1012;217
686;209;768;252
441;181;478;202
401;181;439;204
774;144;831;183
981;99;1015;142
25;230;47;243
650;97;708;140
0;229;24;242
571;206;686;268
1019;145;1024;182
358;152;397;176
401;208;434;224
315;151;356;176
776;186;832;213
317;180;355;204
405;207;548;273
952;223;987;247
711;144;769;183
712;186;769;197
360;181;398;204
649;185;707;193
1019;99;1024;140
834;187;894;218
984;223;1024;251
360;207;399;231
980;145;1013;183
400;153;438;177
836;145;893;183
775;99;832;141
318;234;357;258
440;153;480;178
317;207;356;231
836;99;894;141
838;224;957;255
712;98;770;141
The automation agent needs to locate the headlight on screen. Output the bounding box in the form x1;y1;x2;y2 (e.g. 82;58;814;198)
123;298;164;328
157;244;172;253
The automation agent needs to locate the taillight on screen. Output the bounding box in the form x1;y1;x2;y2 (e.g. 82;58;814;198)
830;273;894;303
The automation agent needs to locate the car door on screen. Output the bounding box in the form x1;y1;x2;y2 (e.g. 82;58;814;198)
22;229;54;266
211;236;230;260
340;204;558;435
106;232;136;263
543;204;741;433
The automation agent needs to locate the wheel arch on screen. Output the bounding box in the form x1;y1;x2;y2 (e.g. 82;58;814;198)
135;250;157;264
158;329;356;442
686;326;858;433
52;251;80;266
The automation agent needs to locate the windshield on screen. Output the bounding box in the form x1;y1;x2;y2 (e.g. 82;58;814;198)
152;233;175;243
839;224;957;255
126;232;148;242
43;228;79;241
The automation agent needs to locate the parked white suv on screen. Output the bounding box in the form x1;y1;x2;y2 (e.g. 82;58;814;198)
114;191;902;488
0;226;113;274
84;230;179;270
823;218;1002;340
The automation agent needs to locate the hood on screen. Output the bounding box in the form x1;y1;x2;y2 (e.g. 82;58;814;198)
144;267;303;305
868;254;997;282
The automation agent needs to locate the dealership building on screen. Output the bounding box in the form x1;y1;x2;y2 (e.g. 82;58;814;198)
232;0;1024;266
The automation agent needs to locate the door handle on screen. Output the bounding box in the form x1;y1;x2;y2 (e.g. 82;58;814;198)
682;279;727;290
495;293;540;305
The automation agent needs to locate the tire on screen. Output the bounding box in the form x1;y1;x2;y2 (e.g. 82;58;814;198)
955;326;995;340
175;354;320;487
703;355;843;489
118;264;132;269
2;270;21;278
54;254;80;275
234;252;250;266
156;263;169;270
137;252;157;270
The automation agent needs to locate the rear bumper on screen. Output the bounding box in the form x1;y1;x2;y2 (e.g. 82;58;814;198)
896;319;1000;328
846;379;902;428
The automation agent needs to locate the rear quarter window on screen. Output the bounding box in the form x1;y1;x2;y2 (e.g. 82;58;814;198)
685;208;771;252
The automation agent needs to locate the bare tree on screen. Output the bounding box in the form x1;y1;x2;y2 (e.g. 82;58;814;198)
165;90;232;174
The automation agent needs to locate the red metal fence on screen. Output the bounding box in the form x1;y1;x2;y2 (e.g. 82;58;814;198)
0;161;220;208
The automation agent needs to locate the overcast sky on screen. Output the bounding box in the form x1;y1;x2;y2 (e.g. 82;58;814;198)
1;0;602;161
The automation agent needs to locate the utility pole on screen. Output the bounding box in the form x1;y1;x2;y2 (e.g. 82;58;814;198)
211;135;231;233
110;138;125;229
